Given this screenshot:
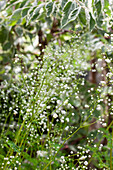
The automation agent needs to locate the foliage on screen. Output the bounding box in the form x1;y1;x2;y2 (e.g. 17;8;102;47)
0;0;113;169
0;0;113;81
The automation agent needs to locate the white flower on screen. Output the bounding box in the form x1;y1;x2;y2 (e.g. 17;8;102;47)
92;69;96;72
66;118;69;122
110;112;113;115
47;106;51;109
64;99;68;105
61;119;64;123
61;110;66;114
104;33;109;37
84;161;88;166
57;100;61;105
78;146;82;149
14;66;21;73
53;113;58;119
4;157;8;160
27;109;31;112
98;58;102;62
102;123;107;127
96;105;101;111
106;72;112;78
61;156;64;159
65;126;69;131
85;104;89;108
37;151;47;157
79;156;87;160
105;58;111;63
100;81;106;86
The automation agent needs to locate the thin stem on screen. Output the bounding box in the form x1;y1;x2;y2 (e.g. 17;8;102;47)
110;127;113;170
43;126;81;170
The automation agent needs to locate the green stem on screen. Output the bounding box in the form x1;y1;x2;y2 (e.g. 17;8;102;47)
110;127;113;170
43;126;81;170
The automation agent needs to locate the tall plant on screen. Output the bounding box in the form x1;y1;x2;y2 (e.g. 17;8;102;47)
0;0;113;169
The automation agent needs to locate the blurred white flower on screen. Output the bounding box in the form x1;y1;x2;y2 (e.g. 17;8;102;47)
85;104;89;108
105;58;111;63
79;155;87;160
53;113;58;119
100;81;106;86
14;66;21;74
65;126;69;131
66;118;69;122
37;151;47;157
84;161;88;166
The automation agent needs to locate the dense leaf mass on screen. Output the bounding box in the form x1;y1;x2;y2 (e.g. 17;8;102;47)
0;0;113;169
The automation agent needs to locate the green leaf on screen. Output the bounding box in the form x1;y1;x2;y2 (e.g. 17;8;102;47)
92;0;94;5
0;53;12;64
95;0;101;15
22;7;30;18
6;0;21;11
19;0;28;8
45;2;54;17
61;2;81;28
69;7;81;23
30;4;45;22
0;56;3;61
89;12;95;31
0;26;8;44
60;33;71;41
8;141;20;153
104;0;109;7
61;1;72;28
15;26;23;36
0;69;5;75
0;18;2;23
79;8;86;25
0;154;4;160
3;41;11;51
61;0;68;9
63;1;72;14
7;0;17;5
103;0;111;16
96;12;103;27
0;0;6;10
8;9;21;26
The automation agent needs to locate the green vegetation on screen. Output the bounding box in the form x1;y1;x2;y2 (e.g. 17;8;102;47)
0;0;113;169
